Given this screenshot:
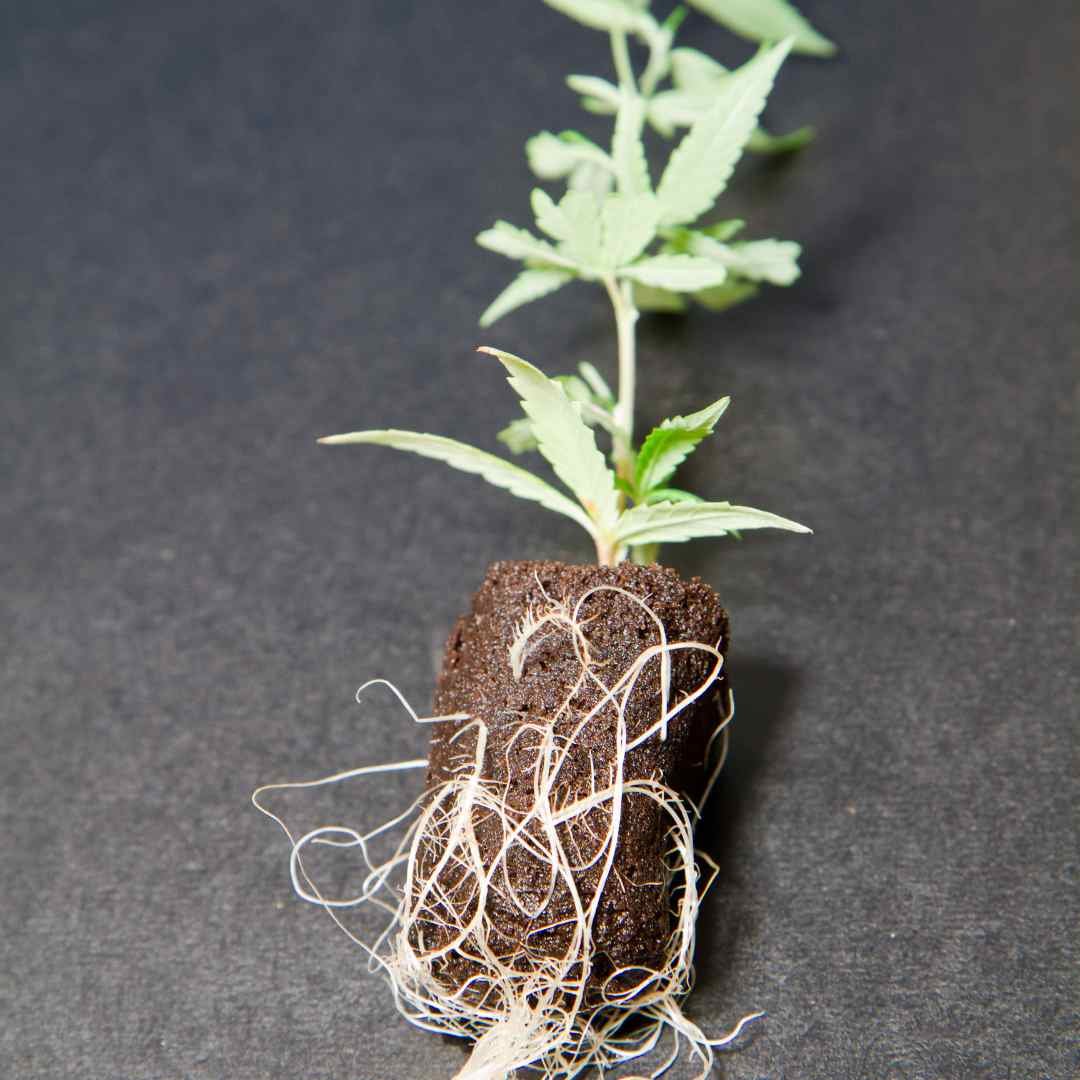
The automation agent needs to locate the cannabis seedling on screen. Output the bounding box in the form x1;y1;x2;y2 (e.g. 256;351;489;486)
322;0;834;563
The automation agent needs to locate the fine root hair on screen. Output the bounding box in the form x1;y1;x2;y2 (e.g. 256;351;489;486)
253;586;761;1079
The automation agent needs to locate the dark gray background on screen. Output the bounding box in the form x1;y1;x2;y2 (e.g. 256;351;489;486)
2;1;1076;1078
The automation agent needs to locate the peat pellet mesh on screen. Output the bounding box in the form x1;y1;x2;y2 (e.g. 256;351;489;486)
255;562;761;1078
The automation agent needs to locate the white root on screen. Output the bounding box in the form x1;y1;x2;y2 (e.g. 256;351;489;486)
253;587;761;1079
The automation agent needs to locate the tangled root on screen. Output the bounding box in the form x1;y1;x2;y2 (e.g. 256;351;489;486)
253;586;761;1078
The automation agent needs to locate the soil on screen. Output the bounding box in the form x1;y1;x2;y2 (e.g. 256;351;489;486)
422;560;729;1001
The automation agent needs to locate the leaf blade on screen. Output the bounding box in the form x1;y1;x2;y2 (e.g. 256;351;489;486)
479;347;620;542
634;397;730;495
619;253;728;290
317;429;595;535
656;39;792;226
480;268;576;327
616;499;810;546
686;0;836;57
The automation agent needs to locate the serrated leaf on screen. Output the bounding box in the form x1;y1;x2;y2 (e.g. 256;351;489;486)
656;40;792;226
677;229;802;285
543;0;650;35
555;190;606;269
526;130;613;180
479;347;620;541
686;0;836;57
476;221;580;271
634;397;730;495
566;74;621;111
531;188;569;241
615;499;810;546
317;429;594;536
644;487;704;505
600;193;660;269
694;278;759;310
619;253;728;291
720;239;801;284
648;89;713;132
747;123;815;153
612;93;651;196
633;282;688;312
480;268;576;327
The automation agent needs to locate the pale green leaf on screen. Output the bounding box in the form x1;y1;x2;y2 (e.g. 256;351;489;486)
531;188;569;241
555;190;606;269
694;278;759;310
577;361;614;405
566;74;621;111
526;130;613;180
670;46;729;89
615;499;810;546
634;397;730;495
476;221;580;271
612;93;651;195
644;487;704;505
703;218;745;241
656;40;793;226
480;268;576;327
686;0;836;57
619;253;728;291
676;229;802;285
568;160;616;196
543;0;651;35
600;193;660;269
317;429;594;535
746;124;815;153
497;417;538;454
633;282;688;312
480;347;620;540
719;239;801;284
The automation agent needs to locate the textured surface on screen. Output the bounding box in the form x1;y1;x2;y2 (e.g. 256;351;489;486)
427;560;728;992
1;1;1076;1079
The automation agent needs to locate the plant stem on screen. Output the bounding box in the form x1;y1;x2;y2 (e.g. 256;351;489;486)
603;275;638;486
610;31;636;92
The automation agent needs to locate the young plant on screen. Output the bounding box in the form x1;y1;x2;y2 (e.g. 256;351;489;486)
320;348;808;565
323;0;831;564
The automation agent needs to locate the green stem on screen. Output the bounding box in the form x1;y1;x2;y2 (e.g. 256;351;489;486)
603;275;638;487
610;30;636;92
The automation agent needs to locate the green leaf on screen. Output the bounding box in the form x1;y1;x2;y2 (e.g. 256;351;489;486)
746;124;815;153
703;218;745;241
719;239;801;284
317;429;594;535
615;499;810;546
476;221;580;271
479;347;620;541
542;0;652;35
669;46;729;89
634;397;730;495
686;0;836;57
480;268;576;327
619;253;728;290
656;39;793;226
526;130;613;180
644;487;704;505
633;282;688;312
694;278;759;310
674;229;802;285
568;160;616;196
577;361;614;405
556;190;607;269
497;417;538;454
612;92;651;196
600;192;660;269
566;74;621;112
